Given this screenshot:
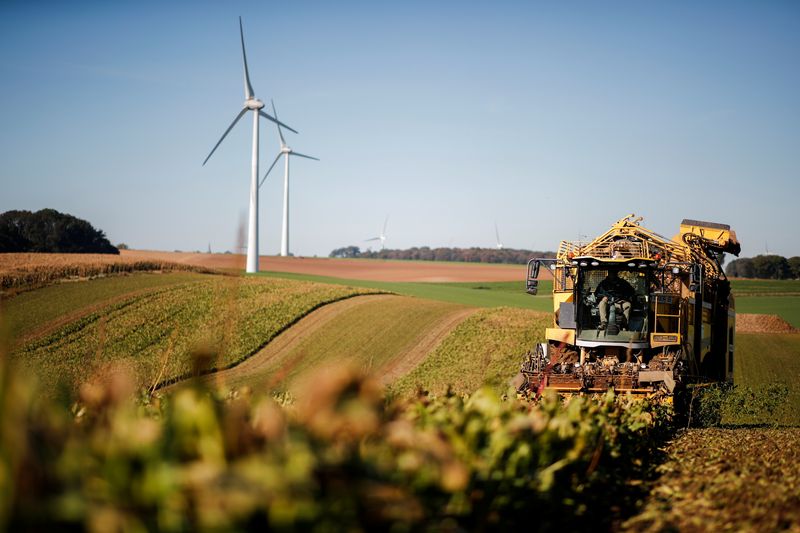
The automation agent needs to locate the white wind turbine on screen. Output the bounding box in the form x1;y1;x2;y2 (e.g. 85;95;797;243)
202;17;297;273
365;216;389;251
259;100;319;257
495;223;504;250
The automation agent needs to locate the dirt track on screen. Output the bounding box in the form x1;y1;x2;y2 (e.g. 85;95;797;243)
377;307;477;385
122;249;525;282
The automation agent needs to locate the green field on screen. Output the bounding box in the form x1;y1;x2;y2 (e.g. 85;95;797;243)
259;271;554;311
734;333;800;424
9;276;378;395
730;278;800;295
0;272;217;342
216;296;467;395
735;296;800;328
389;307;550;398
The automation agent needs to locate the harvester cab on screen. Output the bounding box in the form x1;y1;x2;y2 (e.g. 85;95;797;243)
519;215;740;398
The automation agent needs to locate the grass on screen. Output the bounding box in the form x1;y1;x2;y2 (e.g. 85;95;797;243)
0;272;215;342
730;278;800;295
258;272;554;311
10;277;378;395
388;307;551;398
734;332;800;424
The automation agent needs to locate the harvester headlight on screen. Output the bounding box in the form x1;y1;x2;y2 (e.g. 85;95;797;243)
591;261;599;266
579;261;588;267
672;267;680;274
572;260;578;265
628;262;636;267
638;263;646;268
550;264;556;270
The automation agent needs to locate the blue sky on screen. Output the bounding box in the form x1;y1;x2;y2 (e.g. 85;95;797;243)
1;1;798;258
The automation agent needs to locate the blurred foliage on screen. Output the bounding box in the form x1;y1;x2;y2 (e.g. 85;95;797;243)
0;348;671;531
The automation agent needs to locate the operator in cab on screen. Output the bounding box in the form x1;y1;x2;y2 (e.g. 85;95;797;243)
595;270;635;330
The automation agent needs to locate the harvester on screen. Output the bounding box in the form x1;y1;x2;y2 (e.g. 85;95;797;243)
518;215;740;399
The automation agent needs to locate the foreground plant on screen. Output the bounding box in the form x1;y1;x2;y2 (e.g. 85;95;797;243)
0;350;671;531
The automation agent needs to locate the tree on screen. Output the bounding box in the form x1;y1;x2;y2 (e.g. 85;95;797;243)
726;257;754;278
329;246;361;259
788;257;800;279
0;209;118;254
751;255;790;279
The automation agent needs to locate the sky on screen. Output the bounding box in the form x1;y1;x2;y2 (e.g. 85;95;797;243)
1;1;799;258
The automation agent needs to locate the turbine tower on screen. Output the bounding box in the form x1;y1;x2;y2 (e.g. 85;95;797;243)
202;17;296;273
365;216;389;251
495;223;504;250
259;100;319;257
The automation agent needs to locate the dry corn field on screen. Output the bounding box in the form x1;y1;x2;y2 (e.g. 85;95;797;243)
0;252;220;295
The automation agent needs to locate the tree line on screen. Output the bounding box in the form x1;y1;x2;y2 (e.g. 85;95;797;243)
725;255;800;279
329;246;555;265
0;209;119;254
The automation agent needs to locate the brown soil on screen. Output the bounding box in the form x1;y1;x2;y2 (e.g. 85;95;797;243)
737;313;798;334
121;249;526;282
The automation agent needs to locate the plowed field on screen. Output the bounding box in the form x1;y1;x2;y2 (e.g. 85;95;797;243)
121;249;526;282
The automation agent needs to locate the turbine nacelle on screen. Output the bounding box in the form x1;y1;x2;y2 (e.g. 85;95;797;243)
245;98;265;110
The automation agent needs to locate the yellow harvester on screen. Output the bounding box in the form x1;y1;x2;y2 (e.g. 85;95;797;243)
519;215;740;397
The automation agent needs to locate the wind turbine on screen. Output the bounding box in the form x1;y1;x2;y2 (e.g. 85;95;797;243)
259;100;319;257
495;223;504;250
202;17;297;273
365;216;389;251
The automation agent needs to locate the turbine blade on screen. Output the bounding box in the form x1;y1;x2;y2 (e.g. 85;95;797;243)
364;237;380;242
271;99;286;146
239;17;254;100
290;151;319;161
203;107;248;166
258;110;298;134
259;152;283;188
383;215;389;235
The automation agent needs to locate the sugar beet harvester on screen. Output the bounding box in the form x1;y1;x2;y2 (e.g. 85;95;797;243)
518;215;740;398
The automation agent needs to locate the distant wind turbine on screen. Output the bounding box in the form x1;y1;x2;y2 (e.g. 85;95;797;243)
365;216;389;251
495;223;504;250
202;17;297;273
259;100;319;257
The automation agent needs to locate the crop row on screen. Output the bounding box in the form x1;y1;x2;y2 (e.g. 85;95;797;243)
624;427;800;531
0;352;672;531
11;277;379;395
389;306;551;398
0;252;220;295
